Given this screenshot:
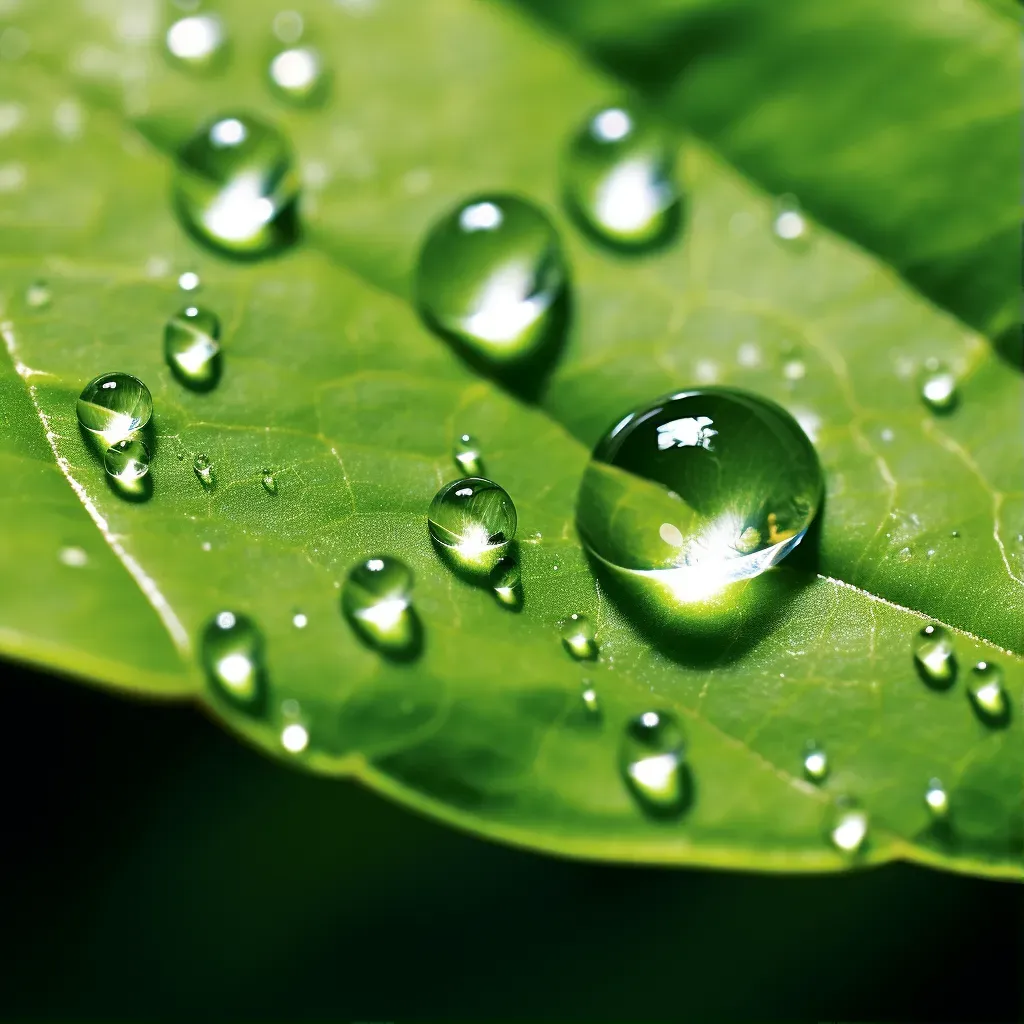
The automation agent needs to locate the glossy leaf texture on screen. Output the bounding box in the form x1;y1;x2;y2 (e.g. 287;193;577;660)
0;0;1019;877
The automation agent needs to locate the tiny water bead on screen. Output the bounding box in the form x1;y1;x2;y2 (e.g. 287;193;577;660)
802;742;829;783
912;623;956;688
453;433;484;475
620;710;688;816
164;305;221;389
491;556;522;608
562;104;680;249
580;682;601;716
828;798;868;855
165;14;226;71
268;46;326;104
577;388;822;600
193;454;215;489
561;613;597;660
280;721;310;754
201;611;266;711
103;438;151;496
174;113;299;257
919;360;958;413
428;477;517;573
292;612;308;628
772;195;807;243
967;661;1009;725
76;372;153;447
25;280;50;308
342;555;417;654
924;778;950;822
178;271;201;291
261;469;278;495
415;195;566;365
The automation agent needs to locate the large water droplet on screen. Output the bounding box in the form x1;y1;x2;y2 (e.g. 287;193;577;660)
562;104;679;250
342;555;418;656
415;194;565;365
165;14;226;71
268;46;326;105
453;433;484;475
919;360;958;413
77;372;153;447
967;661;1009;725
577;388;822;601
912;622;956;688
828;798;868;855
428;477;517;574
201;611;266;711
924;778;950;822
164;305;221;390
802;741;829;782
561;613;597;660
193;454;215;489
174;113;299;257
620;710;689;816
104;437;151;497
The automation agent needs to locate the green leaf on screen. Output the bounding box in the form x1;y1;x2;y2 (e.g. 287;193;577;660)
0;0;1019;877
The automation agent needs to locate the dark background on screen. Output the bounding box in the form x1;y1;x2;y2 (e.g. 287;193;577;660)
2;663;1020;1022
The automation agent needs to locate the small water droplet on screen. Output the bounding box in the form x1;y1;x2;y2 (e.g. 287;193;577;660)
178;270;201;292
577;388;822;601
268;46;326;104
25;280;50;308
174;113;299;257
272;9;304;43
620;710;689;816
164;305;221;390
104;437;151;497
580;681;600;716
802;742;829;782
415;194;565;366
951;529;960;538
292;612;308;629
913;623;956;688
165;14;226;70
967;661;1009;725
428;476;517;574
783;359;806;381
562;103;680;250
491;555;522;609
342;555;417;655
828;798;868;855
76;372;153;447
924;778;950;822
261;469;278;494
280;721;309;753
193;454;215;489
772;195;807;243
201;611;266;711
59;546;88;567
919;360;958;413
453;433;484;475
561;613;597;660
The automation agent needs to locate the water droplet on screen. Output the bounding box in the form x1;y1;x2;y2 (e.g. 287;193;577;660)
201;611;266;711
924;778;950;821
272;9;304;43
772;195;807;243
428;477;517;574
261;469;278;494
951;529;960;538
103;437;151;497
268;46;326;104
828;798;868;855
165;14;226;70
912;623;956;688
620;710;689;816
577;388;822;601
580;681;601;716
178;270;201;291
25;280;50;308
59;546;88;567
342;555;417;655
491;555;522;609
76;372;153;447
562;103;679;249
292;612;308;628
415;194;565;365
193;454;215;489
280;721;309;753
802;742;829;782
174;113;299;257
561;613;597;660
164;305;221;390
919;360;958;413
967;661;1009;725
453;433;484;475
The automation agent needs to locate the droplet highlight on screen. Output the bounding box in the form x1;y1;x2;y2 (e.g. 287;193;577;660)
164;305;221;390
165;14;226;71
201;611;266;711
580;681;601;716
620;710;689;816
828;798;868;855
912;623;956;688
561;613;597;660
967;661;1009;725
268;46;326;104
76;372;153;447
428;477;517;574
104;437;151;497
342;555;418;656
772;195;807;243
924;778;950;822
453;433;484;476
919;360;958;413
802;742;829;783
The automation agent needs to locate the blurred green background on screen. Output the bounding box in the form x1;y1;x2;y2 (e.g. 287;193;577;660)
2;667;1019;1021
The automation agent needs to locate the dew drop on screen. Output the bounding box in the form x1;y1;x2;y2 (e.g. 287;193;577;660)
562;103;680;250
577;388;822;601
967;661;1009;725
25;280;50;309
620;710;689;816
193;454;215;489
453;433;484;475
76;372;153;447
924;778;950;822
802;741;829;782
280;721;309;754
580;681;601;716
178;270;201;292
912;623;956;688
272;10;305;43
491;555;522;609
59;546;88;568
428;476;517;574
164;305;221;390
342;555;417;655
919;360;958;413
174;113;299;258
103;437;151;497
165;14;226;71
772;195;807;243
828;798;868;855
268;46;326;105
292;611;308;629
561;613;597;660
261;469;278;494
201;611;266;711
415;194;566;365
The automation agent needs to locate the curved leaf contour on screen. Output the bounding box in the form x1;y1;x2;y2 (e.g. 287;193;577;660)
0;0;1019;877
